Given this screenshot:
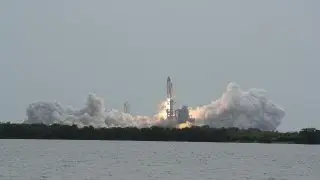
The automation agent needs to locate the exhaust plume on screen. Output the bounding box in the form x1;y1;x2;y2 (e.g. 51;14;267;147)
189;83;285;131
24;82;285;131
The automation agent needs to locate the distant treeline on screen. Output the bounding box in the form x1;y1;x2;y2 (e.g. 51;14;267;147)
0;122;319;144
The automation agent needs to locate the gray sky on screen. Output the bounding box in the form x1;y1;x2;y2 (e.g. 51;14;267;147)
0;0;319;131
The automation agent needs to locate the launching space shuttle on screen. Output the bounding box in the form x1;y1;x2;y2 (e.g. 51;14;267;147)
167;76;173;99
166;76;175;118
165;76;195;124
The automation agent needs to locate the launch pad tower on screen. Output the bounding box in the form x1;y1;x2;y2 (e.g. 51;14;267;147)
124;101;130;114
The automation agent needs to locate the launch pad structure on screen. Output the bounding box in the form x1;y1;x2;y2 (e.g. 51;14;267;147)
166;76;195;124
124;101;130;114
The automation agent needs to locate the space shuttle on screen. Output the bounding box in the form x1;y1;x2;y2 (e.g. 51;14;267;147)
167;76;173;99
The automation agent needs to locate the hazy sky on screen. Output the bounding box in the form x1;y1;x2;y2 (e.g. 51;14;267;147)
0;0;319;131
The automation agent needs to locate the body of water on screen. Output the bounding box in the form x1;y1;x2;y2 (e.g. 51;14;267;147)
0;140;319;180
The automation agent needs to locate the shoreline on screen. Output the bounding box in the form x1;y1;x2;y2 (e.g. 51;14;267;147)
0;123;319;145
0;138;298;144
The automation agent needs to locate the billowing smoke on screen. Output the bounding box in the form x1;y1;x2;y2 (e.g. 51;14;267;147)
25;93;154;128
189;83;285;131
24;82;285;131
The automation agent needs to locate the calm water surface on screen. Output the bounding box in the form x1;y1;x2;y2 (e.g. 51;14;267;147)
0;140;319;180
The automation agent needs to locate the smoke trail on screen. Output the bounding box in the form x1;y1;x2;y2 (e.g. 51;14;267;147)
24;83;285;131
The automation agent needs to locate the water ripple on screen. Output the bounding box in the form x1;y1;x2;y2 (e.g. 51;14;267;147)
0;140;319;180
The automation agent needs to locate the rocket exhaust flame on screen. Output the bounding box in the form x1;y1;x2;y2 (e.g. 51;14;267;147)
24;78;285;131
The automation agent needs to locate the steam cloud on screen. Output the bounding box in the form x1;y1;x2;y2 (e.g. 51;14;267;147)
24;82;285;131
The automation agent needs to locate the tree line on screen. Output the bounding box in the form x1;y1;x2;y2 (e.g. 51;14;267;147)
0;122;319;144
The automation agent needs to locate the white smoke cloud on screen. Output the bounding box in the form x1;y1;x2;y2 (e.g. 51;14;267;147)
25;93;155;128
189;83;285;130
24;82;285;131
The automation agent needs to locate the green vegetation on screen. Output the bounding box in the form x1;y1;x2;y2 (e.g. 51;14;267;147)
0;122;319;144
